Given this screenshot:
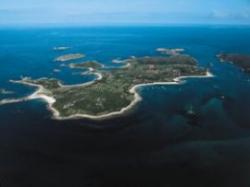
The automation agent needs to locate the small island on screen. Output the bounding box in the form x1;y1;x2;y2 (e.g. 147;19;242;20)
69;61;104;70
7;52;212;120
156;48;185;56
54;53;85;62
0;88;14;95
218;53;250;73
53;69;61;73
53;47;71;51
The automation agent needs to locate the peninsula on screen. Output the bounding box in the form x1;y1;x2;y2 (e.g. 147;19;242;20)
7;53;212;120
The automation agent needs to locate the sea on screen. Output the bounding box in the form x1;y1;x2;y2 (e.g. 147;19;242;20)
1;25;250;187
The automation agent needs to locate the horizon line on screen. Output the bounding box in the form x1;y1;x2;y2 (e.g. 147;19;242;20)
1;22;250;29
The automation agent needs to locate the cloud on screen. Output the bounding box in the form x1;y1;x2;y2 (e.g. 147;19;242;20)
0;0;250;25
0;9;14;14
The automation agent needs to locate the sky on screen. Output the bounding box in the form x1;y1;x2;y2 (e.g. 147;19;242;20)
0;0;250;26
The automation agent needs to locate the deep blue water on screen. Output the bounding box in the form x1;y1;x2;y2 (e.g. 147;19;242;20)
1;26;250;187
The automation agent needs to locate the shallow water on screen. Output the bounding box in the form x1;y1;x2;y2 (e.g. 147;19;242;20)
1;26;250;187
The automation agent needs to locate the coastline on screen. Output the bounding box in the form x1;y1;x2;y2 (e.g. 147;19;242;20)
2;71;214;121
58;71;103;88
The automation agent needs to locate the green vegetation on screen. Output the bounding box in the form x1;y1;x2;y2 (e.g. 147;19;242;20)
19;54;207;117
23;78;61;90
54;53;85;62
69;61;103;69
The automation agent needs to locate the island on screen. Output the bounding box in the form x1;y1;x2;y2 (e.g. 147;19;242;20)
156;48;185;56
69;61;104;70
53;46;71;51
0;88;14;95
6;52;212;120
53;69;61;73
218;53;250;73
54;53;85;62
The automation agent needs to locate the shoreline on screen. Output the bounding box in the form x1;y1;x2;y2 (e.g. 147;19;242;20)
58;71;103;88
1;71;214;120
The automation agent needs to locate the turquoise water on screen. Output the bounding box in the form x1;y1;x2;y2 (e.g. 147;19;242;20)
1;26;250;187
